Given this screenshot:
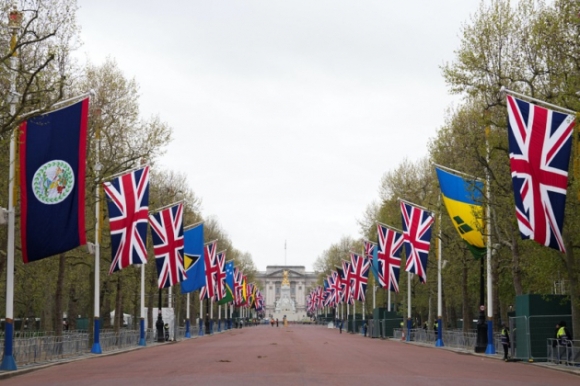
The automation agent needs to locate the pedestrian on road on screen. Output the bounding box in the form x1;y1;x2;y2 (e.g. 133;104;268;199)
501;323;510;361
339;319;343;334
276;318;279;327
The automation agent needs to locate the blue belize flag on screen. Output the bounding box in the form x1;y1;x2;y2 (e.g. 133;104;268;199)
19;99;89;263
181;223;205;293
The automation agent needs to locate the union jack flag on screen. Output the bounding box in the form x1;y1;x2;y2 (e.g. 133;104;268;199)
349;253;369;302
149;203;185;288
400;200;434;283
336;266;347;304
214;250;227;301
330;271;342;306
323;275;335;308
306;293;314;313
234;268;244;306
255;289;264;311
377;222;404;292
506;95;575;253
341;261;354;305
200;241;219;300
103;166;150;274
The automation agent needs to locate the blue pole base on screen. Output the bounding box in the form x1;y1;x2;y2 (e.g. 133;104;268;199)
435;318;444;347
91;318;102;354
210;320;214;335
138;319;146;346
185;319;191;338
91;343;102;354
485;320;496;355
406;319;412;342
218;320;221;332
1;322;17;371
198;320;204;336
0;355;17;371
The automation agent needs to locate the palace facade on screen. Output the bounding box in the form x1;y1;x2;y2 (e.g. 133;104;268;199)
255;265;318;317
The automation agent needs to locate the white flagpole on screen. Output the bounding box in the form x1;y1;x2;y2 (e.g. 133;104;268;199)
485;127;496;355
388;290;391;312
407;272;412;341
90;106;102;355
139;264;146;345
218;304;221;332
0;7;22;371
210;300;214;334
353;300;356;333
199;295;203;336
185;293;191;338
436;211;444;347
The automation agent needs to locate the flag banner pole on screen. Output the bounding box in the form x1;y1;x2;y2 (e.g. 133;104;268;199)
185;293;191;338
376;221;404;234
91;113;102;355
501;86;576;115
407;272;412;341
387;290;391;312
436;209;444;347
352;301;356;334
101;163;150;183
149;200;185;214
139;264;146;345
210;300;214;334
204;239;218;246
485;128;496;355
398;197;434;214
199;295;204;336
433;163;484;182
184;220;204;231
19;91;94;120
218;304;221;332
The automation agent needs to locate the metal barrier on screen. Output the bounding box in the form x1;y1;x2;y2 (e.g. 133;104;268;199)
0;326;200;367
547;339;580;367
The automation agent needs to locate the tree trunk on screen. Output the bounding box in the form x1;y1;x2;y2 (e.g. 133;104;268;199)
114;276;122;333
462;252;470;333
102;279;111;329
54;253;66;337
510;234;523;296
68;283;78;330
565;238;579;339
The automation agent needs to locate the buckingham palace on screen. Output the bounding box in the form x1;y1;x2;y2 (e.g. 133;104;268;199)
255;265;318;318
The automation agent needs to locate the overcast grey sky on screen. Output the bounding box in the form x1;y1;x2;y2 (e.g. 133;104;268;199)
76;1;481;272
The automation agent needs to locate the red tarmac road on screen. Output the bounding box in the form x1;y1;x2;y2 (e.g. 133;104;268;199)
3;325;579;385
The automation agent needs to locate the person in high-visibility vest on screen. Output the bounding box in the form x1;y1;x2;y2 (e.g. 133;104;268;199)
556;321;572;365
500;323;510;361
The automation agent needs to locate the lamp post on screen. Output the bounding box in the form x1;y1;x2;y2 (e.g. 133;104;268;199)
0;5;22;371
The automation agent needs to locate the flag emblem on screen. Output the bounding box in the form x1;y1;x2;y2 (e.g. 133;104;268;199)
32;160;75;204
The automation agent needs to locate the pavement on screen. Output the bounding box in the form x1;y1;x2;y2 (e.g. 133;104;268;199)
1;325;579;385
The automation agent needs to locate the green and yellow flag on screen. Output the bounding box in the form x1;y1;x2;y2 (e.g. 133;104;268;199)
217;260;235;305
436;166;486;259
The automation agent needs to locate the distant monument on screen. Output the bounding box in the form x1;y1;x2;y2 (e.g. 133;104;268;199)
274;271;296;320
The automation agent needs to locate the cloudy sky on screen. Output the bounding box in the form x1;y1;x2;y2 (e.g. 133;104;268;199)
76;0;481;272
